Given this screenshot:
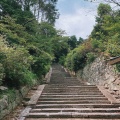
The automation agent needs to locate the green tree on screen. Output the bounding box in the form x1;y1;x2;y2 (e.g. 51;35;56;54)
77;37;84;45
68;35;77;50
85;0;120;7
91;3;112;40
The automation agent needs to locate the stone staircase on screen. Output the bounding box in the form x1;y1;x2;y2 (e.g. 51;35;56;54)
25;64;120;119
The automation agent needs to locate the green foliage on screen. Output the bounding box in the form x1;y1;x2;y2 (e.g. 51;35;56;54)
0;0;59;25
97;3;111;17
85;0;120;7
91;39;105;52
116;63;120;72
65;40;92;72
20;70;37;87
32;52;53;78
0;16;29;45
50;36;69;62
0;37;36;87
105;41;120;57
0;0;70;91
86;52;96;64
68;35;77;50
65;3;120;73
0;89;16;100
37;22;57;38
58;55;66;66
0;63;4;86
90;3;120;57
77;37;84;45
71;48;86;72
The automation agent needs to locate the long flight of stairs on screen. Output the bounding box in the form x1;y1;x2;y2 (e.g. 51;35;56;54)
26;64;120;119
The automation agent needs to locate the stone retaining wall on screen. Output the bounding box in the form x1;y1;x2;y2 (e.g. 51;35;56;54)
0;86;30;120
77;56;120;95
0;67;52;120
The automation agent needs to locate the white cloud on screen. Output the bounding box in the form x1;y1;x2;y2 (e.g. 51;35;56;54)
55;5;97;39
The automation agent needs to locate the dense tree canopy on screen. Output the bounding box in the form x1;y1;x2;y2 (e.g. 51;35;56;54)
0;0;64;87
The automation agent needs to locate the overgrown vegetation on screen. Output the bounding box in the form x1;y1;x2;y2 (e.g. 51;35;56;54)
0;0;83;89
0;0;119;91
0;0;60;88
65;3;120;72
116;63;120;72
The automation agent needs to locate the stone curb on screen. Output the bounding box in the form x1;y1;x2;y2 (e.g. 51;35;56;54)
18;84;45;120
45;67;52;84
97;85;120;104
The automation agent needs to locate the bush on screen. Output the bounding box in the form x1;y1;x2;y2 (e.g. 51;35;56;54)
0;63;4;85
0;36;6;85
32;52;52;79
116;63;120;72
105;42;120;57
59;55;66;66
20;70;37;87
3;47;35;88
0;36;37;88
65;52;73;71
86;52;96;64
91;39;105;52
65;45;88;72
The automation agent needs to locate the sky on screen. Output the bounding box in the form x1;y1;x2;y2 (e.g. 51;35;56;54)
55;0;99;39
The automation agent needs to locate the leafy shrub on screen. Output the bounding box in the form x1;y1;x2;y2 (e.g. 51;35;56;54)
105;41;120;57
86;52;96;64
0;36;6;85
65;52;73;71
59;55;66;66
91;39;105;52
65;43;90;72
71;51;86;72
2;47;35;88
0;89;15;100
0;36;37;88
116;63;120;72
32;52;52;79
20;70;37;87
3;48;32;87
0;63;4;86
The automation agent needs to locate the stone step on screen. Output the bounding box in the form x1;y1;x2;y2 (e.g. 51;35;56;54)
39;97;108;101
35;104;120;108
44;88;99;91
40;95;105;97
50;79;81;81
27;112;120;118
63;79;81;81
41;92;103;95
49;83;83;85
43;89;102;91
45;88;98;90
42;91;102;93
30;108;120;113
37;100;110;104
44;87;100;89
44;86;99;89
44;87;99;90
25;118;120;120
46;84;95;86
23;65;120;120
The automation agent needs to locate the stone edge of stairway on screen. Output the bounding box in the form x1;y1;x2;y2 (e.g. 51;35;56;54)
18;84;46;120
97;85;120;104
